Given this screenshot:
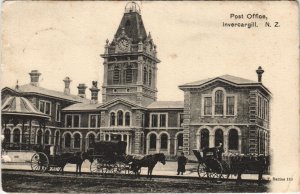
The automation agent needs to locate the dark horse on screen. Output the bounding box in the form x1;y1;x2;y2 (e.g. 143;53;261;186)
131;153;166;179
58;152;91;175
231;155;270;185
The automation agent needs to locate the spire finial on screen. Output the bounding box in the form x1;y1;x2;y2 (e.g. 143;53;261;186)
15;80;19;89
125;1;141;14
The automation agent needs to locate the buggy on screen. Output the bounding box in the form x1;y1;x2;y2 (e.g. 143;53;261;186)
193;147;231;181
88;141;133;175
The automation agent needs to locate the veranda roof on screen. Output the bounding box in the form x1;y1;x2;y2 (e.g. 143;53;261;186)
1;96;50;120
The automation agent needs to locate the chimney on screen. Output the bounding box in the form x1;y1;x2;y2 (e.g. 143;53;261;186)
90;81;100;104
29;70;41;86
77;83;87;98
256;66;264;83
63;77;72;95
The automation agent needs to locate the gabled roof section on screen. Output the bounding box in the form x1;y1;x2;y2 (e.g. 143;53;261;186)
179;74;271;94
62;102;102;111
147;101;184;110
2;84;89;103
99;98;146;110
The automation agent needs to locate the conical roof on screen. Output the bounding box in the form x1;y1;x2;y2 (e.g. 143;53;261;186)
1;96;50;119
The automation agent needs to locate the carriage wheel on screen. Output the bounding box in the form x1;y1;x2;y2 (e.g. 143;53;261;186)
90;159;101;175
101;163;117;175
197;163;208;181
31;152;49;173
207;159;223;181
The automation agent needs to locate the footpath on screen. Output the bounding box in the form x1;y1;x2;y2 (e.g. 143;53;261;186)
1;160;271;181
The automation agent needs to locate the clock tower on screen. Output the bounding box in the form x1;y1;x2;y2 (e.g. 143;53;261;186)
100;2;160;106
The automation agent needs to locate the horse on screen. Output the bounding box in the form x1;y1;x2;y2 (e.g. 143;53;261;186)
131;153;166;179
230;155;270;185
57;152;91;176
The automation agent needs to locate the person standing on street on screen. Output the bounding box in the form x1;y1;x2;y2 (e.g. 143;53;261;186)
177;152;187;175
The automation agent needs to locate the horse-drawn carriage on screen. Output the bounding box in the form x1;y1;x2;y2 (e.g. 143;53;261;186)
193;147;230;181
88;141;133;175
30;145;86;173
193;147;270;184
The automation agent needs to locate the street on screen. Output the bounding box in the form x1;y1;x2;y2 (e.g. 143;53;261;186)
2;170;269;193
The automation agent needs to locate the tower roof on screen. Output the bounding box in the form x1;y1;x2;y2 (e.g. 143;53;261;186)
113;3;147;44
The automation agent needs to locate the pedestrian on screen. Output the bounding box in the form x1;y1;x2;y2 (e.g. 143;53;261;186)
177;152;187;175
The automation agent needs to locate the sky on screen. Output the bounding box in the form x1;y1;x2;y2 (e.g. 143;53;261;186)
1;1;299;191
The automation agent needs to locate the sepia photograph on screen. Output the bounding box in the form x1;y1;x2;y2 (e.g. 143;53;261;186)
1;0;299;193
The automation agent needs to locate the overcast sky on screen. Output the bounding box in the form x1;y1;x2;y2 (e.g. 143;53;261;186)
1;1;299;191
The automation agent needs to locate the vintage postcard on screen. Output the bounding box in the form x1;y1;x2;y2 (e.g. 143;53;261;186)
0;0;299;193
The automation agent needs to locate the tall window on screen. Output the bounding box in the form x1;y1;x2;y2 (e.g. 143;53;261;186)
55;103;61;122
204;97;212;115
125;112;130;126
39;100;51;115
177;133;183;148
125;64;133;83
228;129;238;150
179;113;184;127
200;129;209;149
160;134;168;149
215;90;224;115
110;112;116;126
226;96;235;115
55;131;59;145
45;130;50;144
37;130;42;144
64;133;71;148
113;66;120;84
160;114;166;127
151;114;158;127
88;133;95;148
74;133;81;148
89;114;100;128
4;128;10;143
148;69;152;86
65;114;80;128
13;129;21;143
149;134;156;149
214;129;224;147
143;67;147;85
117;111;123;126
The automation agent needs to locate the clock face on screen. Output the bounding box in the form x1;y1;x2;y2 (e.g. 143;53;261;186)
118;39;129;51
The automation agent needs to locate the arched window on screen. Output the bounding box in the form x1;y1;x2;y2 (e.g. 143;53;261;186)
113;66;120;84
88;133;95;148
37;130;43;144
13;128;21;143
125;112;130;126
4;128;11;143
64;133;71;148
117;110;123;126
45;130;50;145
149;134;156;149
214;129;224;147
55;131;60;145
126;64;133;83
160;134;168;149
228;129;239;150
143;67;147;85
148;69;152;86
200;129;209;149
177;133;183;148
215;90;224;115
110;112;116;126
74;133;81;148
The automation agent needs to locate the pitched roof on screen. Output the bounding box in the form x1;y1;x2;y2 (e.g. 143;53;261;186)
62;102;102;111
181;75;257;87
147;101;184;109
5;84;89;103
2;96;50;119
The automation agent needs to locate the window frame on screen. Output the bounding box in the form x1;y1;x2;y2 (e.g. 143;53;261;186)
65;114;81;128
149;113;168;128
89;114;100;128
39;100;52;116
55;103;61;122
